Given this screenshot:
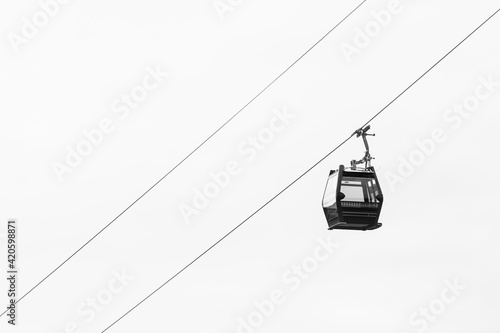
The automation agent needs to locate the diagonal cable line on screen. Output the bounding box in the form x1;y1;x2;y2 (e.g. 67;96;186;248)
0;1;367;317
100;7;500;332
358;12;498;129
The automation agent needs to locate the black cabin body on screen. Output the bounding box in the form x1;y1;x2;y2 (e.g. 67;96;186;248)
322;164;383;231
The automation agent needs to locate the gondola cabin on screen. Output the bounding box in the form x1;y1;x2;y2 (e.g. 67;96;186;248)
322;165;383;231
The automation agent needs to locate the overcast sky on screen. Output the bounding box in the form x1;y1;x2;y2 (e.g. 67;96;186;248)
1;0;499;332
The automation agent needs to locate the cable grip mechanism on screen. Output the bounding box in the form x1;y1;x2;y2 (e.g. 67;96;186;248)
350;125;376;169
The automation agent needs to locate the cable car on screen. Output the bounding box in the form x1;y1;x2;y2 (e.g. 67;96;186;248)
321;126;384;231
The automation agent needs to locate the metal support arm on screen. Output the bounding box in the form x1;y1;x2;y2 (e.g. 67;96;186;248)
351;125;376;169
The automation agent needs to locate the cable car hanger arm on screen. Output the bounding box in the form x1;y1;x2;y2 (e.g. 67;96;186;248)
351;125;375;169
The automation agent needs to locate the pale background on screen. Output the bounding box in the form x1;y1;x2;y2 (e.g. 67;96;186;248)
1;0;499;332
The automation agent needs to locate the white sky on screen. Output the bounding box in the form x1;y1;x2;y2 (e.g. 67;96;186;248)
1;0;499;332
